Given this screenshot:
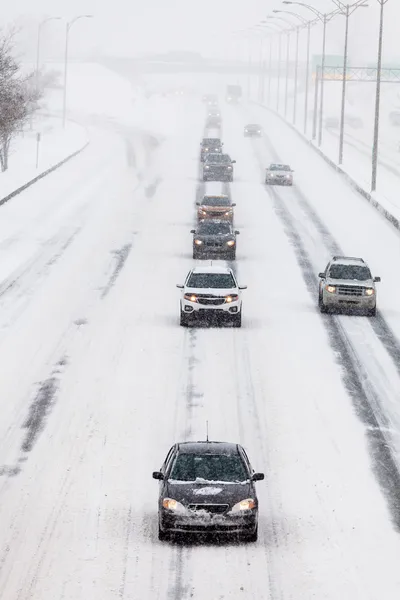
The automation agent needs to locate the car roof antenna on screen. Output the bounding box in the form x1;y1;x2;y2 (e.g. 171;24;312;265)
206;420;209;442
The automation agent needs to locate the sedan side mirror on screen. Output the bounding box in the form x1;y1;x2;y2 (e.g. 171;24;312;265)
196;202;200;206
190;229;196;234
231;203;236;207
318;272;326;279
239;285;247;290
231;160;236;164
374;276;381;282
176;284;184;289
235;230;240;235
152;471;164;480
252;473;265;482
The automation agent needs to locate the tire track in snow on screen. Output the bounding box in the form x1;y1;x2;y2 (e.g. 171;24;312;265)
249;136;400;531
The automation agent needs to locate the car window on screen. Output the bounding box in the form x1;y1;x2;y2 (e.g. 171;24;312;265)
328;265;371;280
163;446;176;472
269;164;290;171
205;154;231;163
197;222;231;235
201;196;230;207
169;453;249;483
186;273;236;288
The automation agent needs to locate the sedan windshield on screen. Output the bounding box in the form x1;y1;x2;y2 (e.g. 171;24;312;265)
328;265;371;280
169;453;248;483
186;273;236;289
205;154;231;164
197;222;231;235
201;196;230;207
269;164;290;171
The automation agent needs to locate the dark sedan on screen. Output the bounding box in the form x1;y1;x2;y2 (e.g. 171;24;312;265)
202;153;236;182
153;441;264;541
191;221;239;259
200;138;223;162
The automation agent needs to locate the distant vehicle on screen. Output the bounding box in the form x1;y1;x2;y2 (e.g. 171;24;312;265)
191;220;239;260
200;138;223;162
265;163;293;186
389;111;400;126
244;124;262;137
203;153;236;182
176;266;246;327
153;440;263;540
226;85;242;103
206;114;222;128
207;108;221;118
318;256;380;316
325;116;339;128
196;194;235;223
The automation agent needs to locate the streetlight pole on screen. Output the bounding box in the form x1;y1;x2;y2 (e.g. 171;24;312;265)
371;0;389;192
277;33;282;111
293;26;300;124
285;32;291;117
268;36;273;106
62;15;93;128
332;1;369;164
304;21;311;134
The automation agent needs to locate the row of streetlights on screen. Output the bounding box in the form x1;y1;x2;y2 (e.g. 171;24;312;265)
241;0;390;192
35;15;94;128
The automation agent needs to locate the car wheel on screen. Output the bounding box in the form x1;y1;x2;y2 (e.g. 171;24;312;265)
232;312;242;328
193;251;200;259
367;306;377;317
229;176;233;182
319;293;327;313
180;310;190;327
158;526;169;541
242;526;258;542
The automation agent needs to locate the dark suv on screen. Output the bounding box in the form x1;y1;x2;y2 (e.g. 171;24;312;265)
203;153;236;182
200;138;223;162
153;441;264;541
191;220;239;259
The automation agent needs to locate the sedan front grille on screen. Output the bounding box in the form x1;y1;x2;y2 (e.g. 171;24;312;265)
189;504;229;514
197;297;225;306
337;286;364;297
203;240;225;247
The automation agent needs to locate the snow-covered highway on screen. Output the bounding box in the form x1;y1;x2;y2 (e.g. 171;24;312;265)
0;84;400;599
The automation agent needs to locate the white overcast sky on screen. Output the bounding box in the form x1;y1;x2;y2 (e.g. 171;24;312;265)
4;0;400;64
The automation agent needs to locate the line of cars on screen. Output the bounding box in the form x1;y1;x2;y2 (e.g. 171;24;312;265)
153;103;264;544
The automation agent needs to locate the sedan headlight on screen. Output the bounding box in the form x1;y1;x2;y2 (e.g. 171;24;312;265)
226;240;235;247
205;148;209;151
199;209;207;215
269;173;275;177
162;498;187;514
184;293;198;302
225;211;232;216
365;288;375;296
231;499;256;513
194;239;203;245
205;166;210;170
225;294;239;303
325;284;336;293
227;166;232;170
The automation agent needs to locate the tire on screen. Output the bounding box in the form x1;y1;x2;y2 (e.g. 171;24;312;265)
228;176;233;182
158;526;169;541
232;312;242;328
180;310;190;327
367;306;377;317
319;293;327;314
242;526;258;542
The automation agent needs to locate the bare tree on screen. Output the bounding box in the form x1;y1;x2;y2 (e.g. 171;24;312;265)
0;31;41;172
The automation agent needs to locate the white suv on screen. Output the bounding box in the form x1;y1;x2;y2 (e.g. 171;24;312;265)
176;265;246;327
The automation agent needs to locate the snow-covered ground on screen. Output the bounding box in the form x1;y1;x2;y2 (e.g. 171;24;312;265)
1;114;88;201
0;68;400;598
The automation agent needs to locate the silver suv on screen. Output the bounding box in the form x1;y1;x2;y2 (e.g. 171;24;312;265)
318;256;381;316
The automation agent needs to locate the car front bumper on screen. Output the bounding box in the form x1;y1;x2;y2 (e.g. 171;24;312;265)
181;299;241;316
265;177;292;185
322;291;376;309
160;509;257;535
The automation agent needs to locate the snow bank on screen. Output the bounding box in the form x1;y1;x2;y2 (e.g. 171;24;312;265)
0;118;88;204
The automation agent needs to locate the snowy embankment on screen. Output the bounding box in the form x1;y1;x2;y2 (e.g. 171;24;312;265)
0;115;89;204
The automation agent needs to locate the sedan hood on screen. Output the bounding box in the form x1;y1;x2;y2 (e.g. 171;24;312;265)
326;278;374;288
165;479;253;508
184;286;238;296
